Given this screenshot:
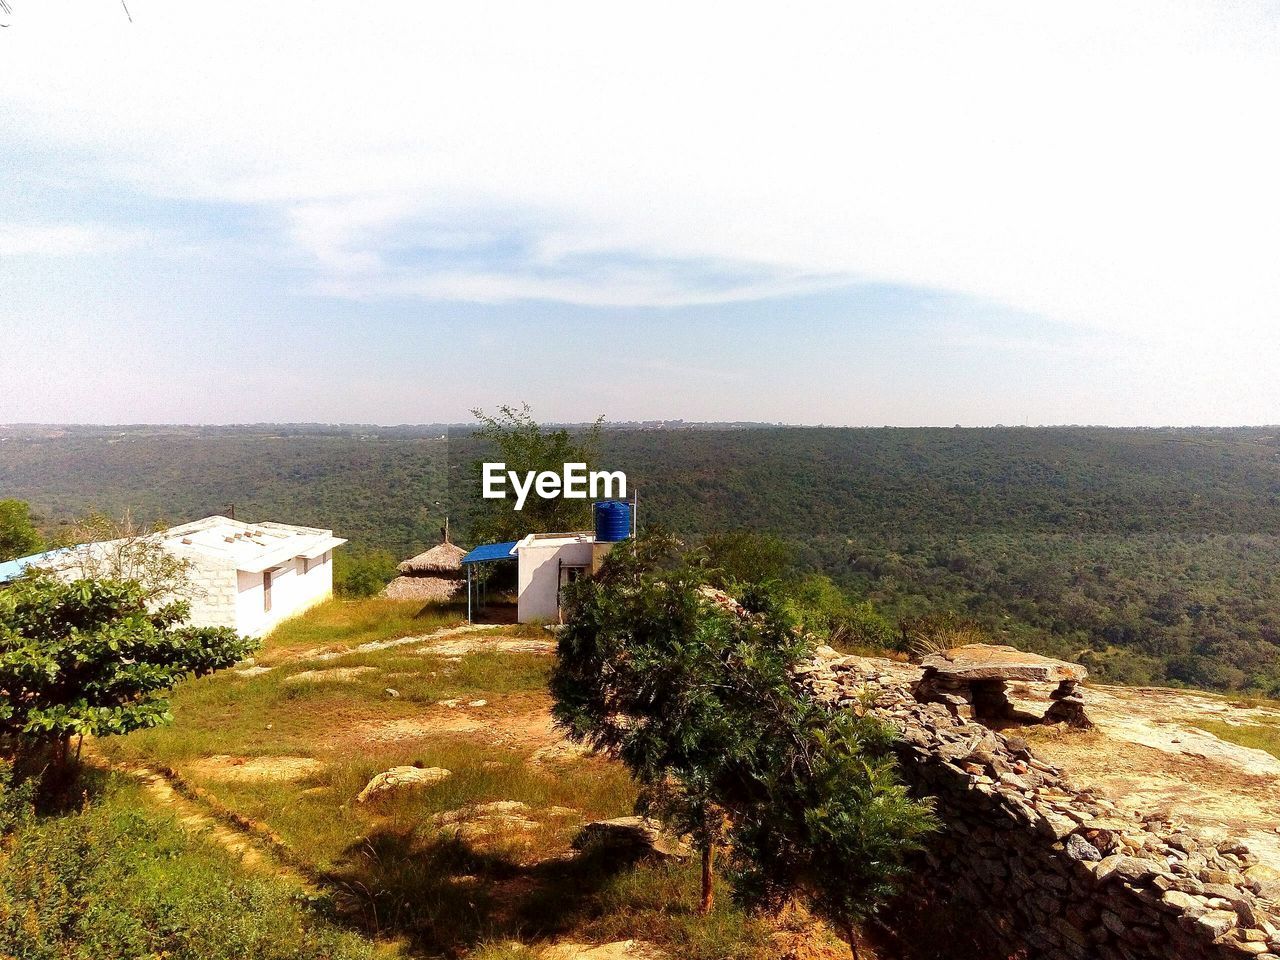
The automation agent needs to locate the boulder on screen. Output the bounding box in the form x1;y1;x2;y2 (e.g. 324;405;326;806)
572;816;691;860
917;645;1087;684
1065;833;1103;862
356;765;451;803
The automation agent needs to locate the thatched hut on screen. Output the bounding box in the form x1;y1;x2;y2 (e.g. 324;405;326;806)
383;540;467;602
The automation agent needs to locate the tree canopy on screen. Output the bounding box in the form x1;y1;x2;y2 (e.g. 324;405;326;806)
0;499;42;563
0;575;255;773
468;404;604;544
10;422;1280;692
551;536;936;954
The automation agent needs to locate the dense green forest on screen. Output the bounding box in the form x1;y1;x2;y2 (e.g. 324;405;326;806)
4;423;1280;693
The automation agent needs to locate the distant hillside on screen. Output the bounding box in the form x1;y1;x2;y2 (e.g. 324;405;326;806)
4;424;1280;693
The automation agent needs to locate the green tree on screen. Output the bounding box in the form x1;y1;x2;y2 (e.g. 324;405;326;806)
551;537;936;951
333;548;399;597
468;404;604;544
0;575;255;781
696;530;796;591
551;535;727;911
0;499;43;562
729;705;937;957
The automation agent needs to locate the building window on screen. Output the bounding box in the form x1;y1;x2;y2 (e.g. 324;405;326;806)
263;570;273;613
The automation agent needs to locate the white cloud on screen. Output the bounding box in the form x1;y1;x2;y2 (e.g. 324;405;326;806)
0;222;146;257
3;1;1279;361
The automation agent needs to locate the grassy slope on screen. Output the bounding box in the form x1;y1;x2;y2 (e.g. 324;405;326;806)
95;599;784;959
0;775;378;960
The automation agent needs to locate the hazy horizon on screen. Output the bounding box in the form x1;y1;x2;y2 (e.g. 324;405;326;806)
5;420;1280;432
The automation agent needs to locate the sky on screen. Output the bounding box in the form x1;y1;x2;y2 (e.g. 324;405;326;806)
1;1;1278;427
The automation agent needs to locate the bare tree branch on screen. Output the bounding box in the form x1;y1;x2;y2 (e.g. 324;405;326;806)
0;1;133;25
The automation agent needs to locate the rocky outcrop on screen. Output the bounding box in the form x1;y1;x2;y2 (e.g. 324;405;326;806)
355;765;451;803
572;816;691;860
915;644;1092;728
799;649;1280;960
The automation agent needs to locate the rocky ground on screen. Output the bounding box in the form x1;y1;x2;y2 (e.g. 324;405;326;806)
827;652;1280;869
1014;681;1280;866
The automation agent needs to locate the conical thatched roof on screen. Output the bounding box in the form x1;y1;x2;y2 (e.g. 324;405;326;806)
398;540;467;575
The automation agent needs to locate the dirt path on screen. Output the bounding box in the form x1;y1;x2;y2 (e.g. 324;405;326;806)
242;622;503;675
81;738;319;890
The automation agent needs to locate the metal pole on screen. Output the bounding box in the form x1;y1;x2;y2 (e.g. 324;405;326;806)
467;565;472;623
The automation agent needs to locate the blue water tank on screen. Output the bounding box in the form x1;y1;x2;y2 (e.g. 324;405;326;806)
594;500;631;542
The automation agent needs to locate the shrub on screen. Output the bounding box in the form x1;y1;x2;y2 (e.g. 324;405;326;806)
333;548;399;597
0;499;43;564
0;575;255;779
0;777;373;960
696;530;797;592
551;536;937;955
788;574;896;651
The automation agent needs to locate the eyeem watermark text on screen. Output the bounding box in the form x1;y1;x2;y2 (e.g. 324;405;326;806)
482;463;627;511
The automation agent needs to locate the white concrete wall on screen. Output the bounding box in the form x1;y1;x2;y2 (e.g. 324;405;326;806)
182;562;239;630
27;535;336;638
234;551;333;637
517;541;594;623
34;547;241;631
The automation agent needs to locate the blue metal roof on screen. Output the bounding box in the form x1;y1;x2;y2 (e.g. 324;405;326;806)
0;548;70;584
461;540;519;564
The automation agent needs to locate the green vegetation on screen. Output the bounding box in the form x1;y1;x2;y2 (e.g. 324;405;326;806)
0;575;254;780
1192;718;1280;760
7;423;1280;690
335;546;401;597
552;537;936;955
0;498;42;562
0;764;375;960
87;597;781;957
469;404;604;544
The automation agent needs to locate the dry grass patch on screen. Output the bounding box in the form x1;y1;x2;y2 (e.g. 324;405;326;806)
188;754;325;783
254;597;465;665
94;598;803;959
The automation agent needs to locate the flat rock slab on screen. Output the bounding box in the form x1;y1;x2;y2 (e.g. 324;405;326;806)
283;666;378;684
356;765;451;803
190;754;324;783
919;644;1087;684
433;800;540;839
417;635;555;656
542;941;665;960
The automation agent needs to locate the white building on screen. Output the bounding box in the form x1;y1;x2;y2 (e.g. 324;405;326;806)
0;515;346;637
514;532;597;622
462;531;615;623
461;500;634;624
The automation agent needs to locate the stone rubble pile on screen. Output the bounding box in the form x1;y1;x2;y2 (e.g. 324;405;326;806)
796;648;1280;960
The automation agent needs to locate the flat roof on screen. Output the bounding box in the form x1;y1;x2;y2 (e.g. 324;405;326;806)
0;547;71;583
461;541;519;564
516;532;594;550
0;516;346;581
161;516;347;573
